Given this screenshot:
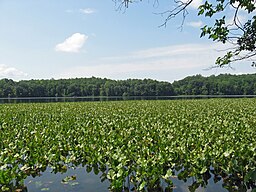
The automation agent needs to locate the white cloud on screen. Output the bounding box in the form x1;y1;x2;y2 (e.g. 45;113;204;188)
66;8;96;14
230;1;256;11
55;33;88;53
129;43;217;59
190;0;203;9
181;0;203;9
231;1;240;8
186;20;203;28
59;43;233;81
0;64;28;79
80;8;96;14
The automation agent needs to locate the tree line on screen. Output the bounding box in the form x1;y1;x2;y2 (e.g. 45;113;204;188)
0;77;173;98
172;74;256;95
0;73;255;98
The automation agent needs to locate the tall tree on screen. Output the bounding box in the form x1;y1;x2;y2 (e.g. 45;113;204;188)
115;0;256;66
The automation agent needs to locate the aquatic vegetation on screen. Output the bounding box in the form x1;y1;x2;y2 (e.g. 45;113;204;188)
0;99;255;191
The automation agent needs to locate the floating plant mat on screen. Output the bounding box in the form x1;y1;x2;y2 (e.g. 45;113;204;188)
0;99;255;191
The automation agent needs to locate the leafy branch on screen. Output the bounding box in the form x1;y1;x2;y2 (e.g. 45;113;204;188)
114;0;256;67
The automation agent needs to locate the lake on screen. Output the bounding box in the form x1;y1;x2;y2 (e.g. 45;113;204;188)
1;99;255;192
1;95;256;104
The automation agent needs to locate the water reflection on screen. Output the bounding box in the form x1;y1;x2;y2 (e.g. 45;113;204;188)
1;95;256;104
24;166;110;192
19;167;252;192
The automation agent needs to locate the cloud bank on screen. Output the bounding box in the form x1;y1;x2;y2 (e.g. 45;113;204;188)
0;64;28;79
55;33;88;53
59;43;233;81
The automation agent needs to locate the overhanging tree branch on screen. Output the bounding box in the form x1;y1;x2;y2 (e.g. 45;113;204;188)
114;0;256;66
158;0;193;27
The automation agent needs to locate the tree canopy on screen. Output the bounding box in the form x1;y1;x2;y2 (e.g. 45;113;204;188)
0;77;174;98
0;74;256;98
115;0;256;67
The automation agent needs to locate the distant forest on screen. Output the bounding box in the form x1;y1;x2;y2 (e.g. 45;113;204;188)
0;73;256;98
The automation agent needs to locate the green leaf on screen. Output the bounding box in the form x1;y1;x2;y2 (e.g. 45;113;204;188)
139;181;146;191
41;188;50;191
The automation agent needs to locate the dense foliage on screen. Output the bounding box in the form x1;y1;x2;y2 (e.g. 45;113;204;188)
0;99;255;191
0;73;256;98
172;73;256;95
0;77;173;98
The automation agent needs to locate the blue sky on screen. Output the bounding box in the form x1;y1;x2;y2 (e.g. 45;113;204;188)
0;0;255;82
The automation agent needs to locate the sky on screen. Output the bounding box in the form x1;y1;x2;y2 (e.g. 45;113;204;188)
0;0;255;83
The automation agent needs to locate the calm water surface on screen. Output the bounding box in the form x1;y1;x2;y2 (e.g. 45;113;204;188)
1;95;256;104
24;167;110;192
23;167;229;192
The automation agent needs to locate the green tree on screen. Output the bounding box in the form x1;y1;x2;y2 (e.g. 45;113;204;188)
116;0;256;66
0;79;15;97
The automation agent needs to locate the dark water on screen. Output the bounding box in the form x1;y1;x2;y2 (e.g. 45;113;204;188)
24;167;110;192
23;167;228;192
1;95;256;104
